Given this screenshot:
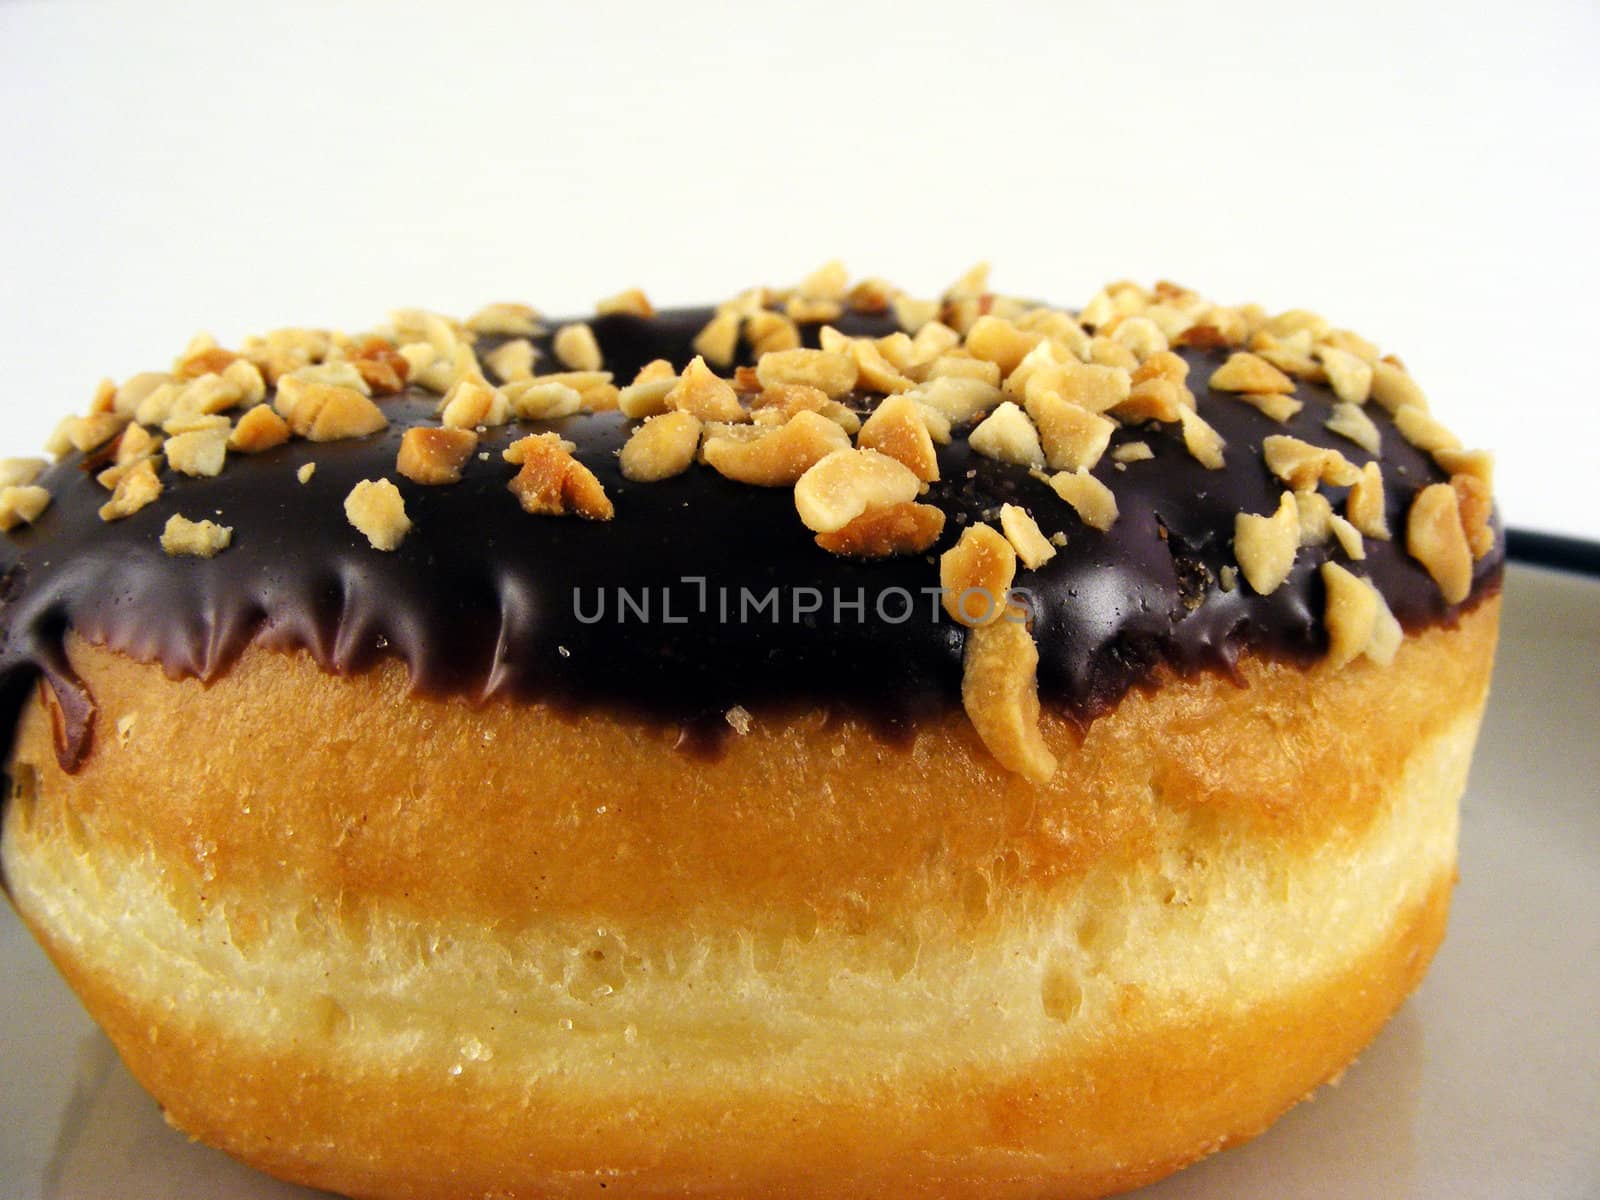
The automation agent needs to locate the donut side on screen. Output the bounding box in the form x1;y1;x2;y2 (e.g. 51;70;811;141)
2;599;1496;1200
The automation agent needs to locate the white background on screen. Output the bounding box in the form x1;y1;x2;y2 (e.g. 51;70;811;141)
1;0;1597;538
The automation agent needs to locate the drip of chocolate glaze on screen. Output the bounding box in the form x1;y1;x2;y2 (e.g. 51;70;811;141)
0;307;1502;774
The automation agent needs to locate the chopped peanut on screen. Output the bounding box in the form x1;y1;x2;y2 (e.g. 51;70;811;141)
1000;503;1056;568
1317;345;1373;405
1025;392;1114;472
484;338;538;382
703;411;848;486
1209;351;1296;395
1369;359;1427;414
98;458;163;521
857;395;939;481
595;287;654;318
160;514;233;558
814;501;945;558
1234;492;1300;594
793;448;921;534
228;405;290;454
165;428;228;477
0;458;46;488
1177;407;1226;469
969;402;1044;468
961;606;1057;783
344;479;411;550
1230;391;1303;423
0;485;51;532
1262;434;1361;490
1044;468;1118;531
755;348;859;398
397;427;478;485
620;411;702;482
1346;461;1390;540
666;356;746;423
1393;405;1461;454
505;433;613;520
692;310;741;367
552;323;603;372
1321;562;1399;669
1325;402;1382;454
940;524;1017;627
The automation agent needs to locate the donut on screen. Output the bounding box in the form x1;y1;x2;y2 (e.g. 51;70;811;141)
0;266;1501;1199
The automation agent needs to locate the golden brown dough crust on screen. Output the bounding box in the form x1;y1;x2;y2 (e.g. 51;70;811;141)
2;601;1497;1199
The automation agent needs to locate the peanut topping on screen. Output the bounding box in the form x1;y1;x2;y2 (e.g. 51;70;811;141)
484;338;538;383
297;463;316;484
502;380;581;420
793;448;921;534
1111;441;1154;464
963;315;1042;375
397;427;478;485
1229;391;1303;423
344;478;412;550
745;311;802;356
505;433;614;521
940;524;1017;627
98;458;163;521
999;503;1056;568
1346;461;1390;540
552;322;603;372
164;427;228;478
1208;351;1296;395
969;401;1045;468
275;378;389;441
228;405;291;454
466;302;542;338
620;411;702;482
961;606;1057;784
755;348;859;398
1262;434;1361;490
814;501;945;558
439;378;511;429
1176;406;1225;469
0;485;51;532
892;294;940;333
1452;473;1496;559
1393;404;1461;454
1036;361;1131;414
843;336;916;394
692;310;741;367
665;356;746;423
160;514;233;559
856;396;939;482
1369;359;1428;414
1234;492;1300;594
0;458;46;489
913;376;1003;424
750;384;861;435
618;367;678;419
1321;562;1401;669
703;411;849;487
1043;468;1118;531
1325;401;1382;455
1407;483;1472;603
1317;345;1373;405
1025;392;1114;472
595;288;654;318
1434;447;1494;488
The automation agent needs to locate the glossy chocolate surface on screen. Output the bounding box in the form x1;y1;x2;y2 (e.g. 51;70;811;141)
0;308;1501;771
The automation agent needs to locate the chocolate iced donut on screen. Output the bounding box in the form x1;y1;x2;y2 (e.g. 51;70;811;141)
0;266;1500;1199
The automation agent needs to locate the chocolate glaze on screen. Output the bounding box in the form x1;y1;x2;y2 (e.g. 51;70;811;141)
0;307;1502;773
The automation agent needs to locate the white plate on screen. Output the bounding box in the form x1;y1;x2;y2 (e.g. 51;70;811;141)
2;560;1596;1199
